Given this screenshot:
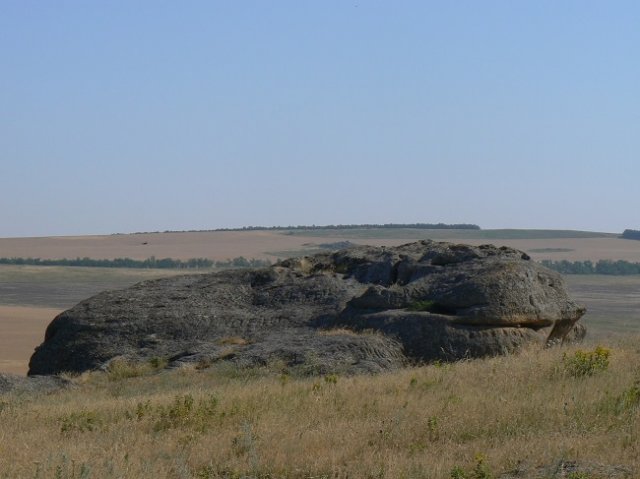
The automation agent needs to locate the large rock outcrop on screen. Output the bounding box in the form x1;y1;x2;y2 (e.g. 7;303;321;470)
28;241;586;376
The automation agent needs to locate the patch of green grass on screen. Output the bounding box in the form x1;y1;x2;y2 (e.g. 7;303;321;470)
450;454;494;479
127;393;219;433
600;380;640;416
407;300;438;312
0;264;184;308
407;299;455;315
106;357;167;381
59;410;102;435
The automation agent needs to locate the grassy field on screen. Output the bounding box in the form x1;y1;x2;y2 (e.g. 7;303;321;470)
565;276;640;337
0;264;192;309
0;340;637;478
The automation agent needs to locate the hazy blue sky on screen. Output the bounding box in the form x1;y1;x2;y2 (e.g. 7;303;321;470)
1;1;638;237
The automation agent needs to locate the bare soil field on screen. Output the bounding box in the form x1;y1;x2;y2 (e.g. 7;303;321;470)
0;305;62;375
453;237;640;262
0;231;404;262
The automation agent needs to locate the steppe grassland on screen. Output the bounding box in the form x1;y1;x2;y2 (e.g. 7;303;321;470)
0;264;191;308
1;340;639;478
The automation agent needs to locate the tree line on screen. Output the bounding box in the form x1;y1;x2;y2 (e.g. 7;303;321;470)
0;256;271;270
123;223;481;235
215;223;481;231
541;259;640;275
622;229;640;240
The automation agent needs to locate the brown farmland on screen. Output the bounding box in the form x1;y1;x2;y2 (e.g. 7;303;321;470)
0;231;406;262
1;229;639;262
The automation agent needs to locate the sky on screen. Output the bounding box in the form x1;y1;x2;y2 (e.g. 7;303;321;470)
1;1;638;237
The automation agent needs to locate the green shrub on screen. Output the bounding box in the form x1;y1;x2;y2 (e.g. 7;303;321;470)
563;346;611;377
106;359;148;381
449;454;493;479
472;454;493;479
615;381;640;414
125;393;219;432
59;411;101;435
324;374;338;384
148;356;168;369
450;466;468;479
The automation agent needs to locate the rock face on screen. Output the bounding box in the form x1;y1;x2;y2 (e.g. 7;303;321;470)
28;241;586;376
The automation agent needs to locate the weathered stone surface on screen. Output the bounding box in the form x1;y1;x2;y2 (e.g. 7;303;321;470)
28;240;586;376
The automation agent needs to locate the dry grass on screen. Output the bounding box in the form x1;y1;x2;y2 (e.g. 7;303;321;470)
1;340;639;478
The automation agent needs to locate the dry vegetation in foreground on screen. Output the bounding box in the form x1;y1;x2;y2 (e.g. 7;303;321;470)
1;340;639;479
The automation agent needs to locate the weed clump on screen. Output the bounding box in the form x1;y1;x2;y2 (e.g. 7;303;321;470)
126;393;219;432
615;381;640;413
562;346;611;377
600;380;640;416
105;356;168;381
59;411;101;435
450;454;493;479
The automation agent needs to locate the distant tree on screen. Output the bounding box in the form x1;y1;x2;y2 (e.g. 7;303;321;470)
0;256;245;270
622;229;640;240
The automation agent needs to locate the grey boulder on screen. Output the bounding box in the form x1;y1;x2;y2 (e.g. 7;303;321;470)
28;240;585;376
